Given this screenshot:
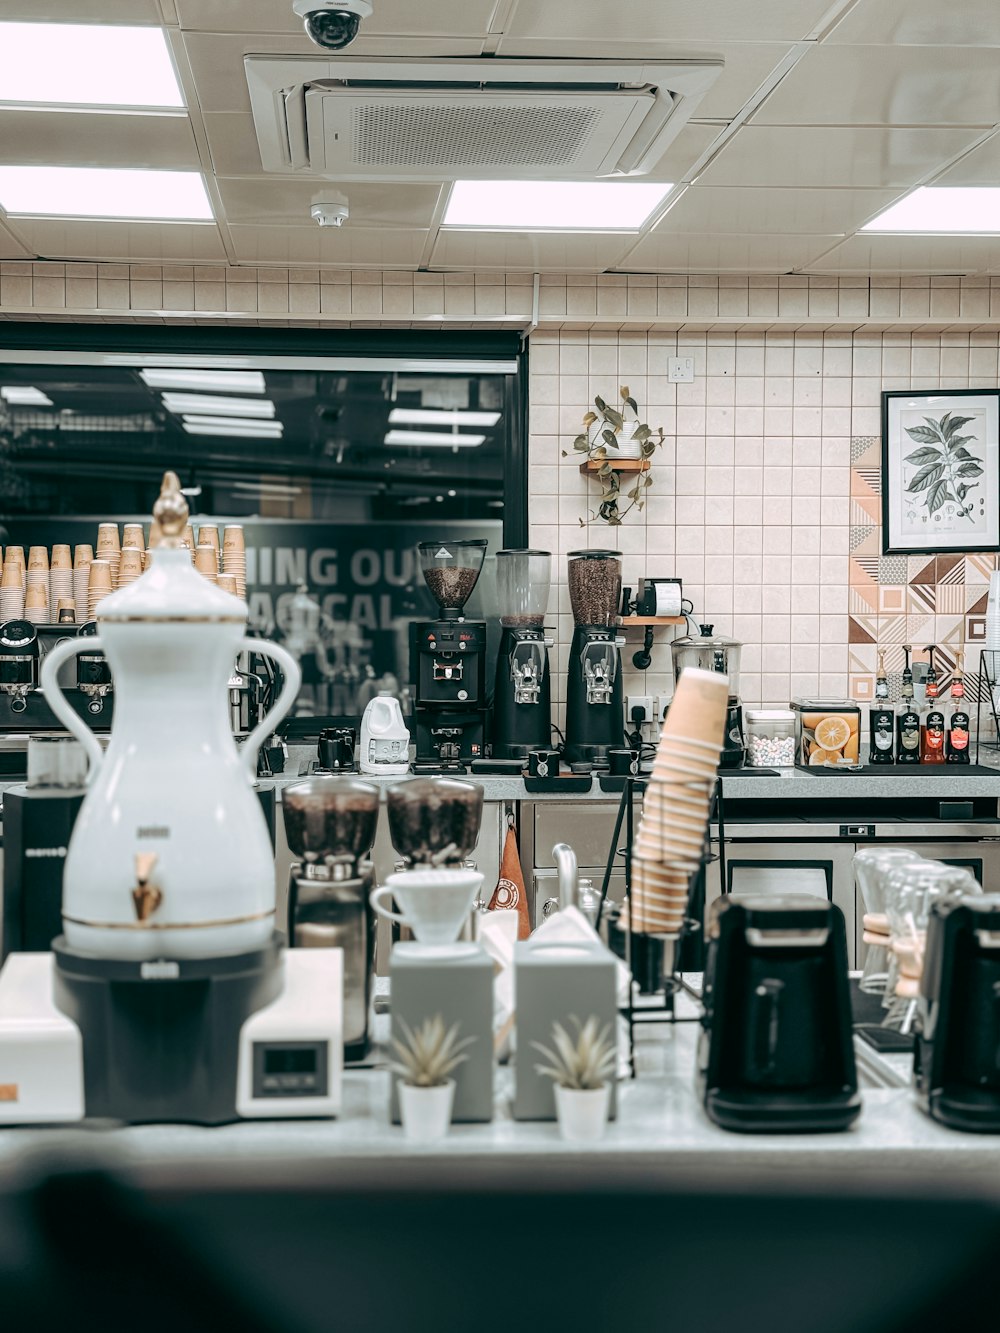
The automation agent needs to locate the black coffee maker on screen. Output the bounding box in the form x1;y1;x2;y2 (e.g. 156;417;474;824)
492;549;553;761
410;539;489;769
697;894;861;1132
564;550;625;768
915;893;1000;1132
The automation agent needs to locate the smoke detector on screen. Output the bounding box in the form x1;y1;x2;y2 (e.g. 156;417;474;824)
311;192;349;226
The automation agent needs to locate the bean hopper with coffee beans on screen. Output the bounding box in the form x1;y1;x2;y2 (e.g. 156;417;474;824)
564;550;626;768
410;539;489;771
669;625;746;769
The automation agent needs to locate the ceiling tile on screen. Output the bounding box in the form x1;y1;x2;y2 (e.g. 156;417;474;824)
0;1;161;19
802;234;1000;275
17;219;228;264
504;0;835;43
176;0;497;36
217;177;443;228
496;40;795;121
429;229;634;272
0;217;32;259
0;109;201;171
622;231;841;273
753;46;1000;126
635;122;722;185
934;132;1000;186
229;224;428;267
654;185;901;236
201;112;268;177
696;126;983;190
827;0;1000;46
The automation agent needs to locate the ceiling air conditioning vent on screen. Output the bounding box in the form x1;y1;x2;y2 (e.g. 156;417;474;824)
245;57;722;181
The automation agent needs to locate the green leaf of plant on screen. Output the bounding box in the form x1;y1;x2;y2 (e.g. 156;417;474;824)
906;461;944;492
928;479;951;514
598;462;613;477
903;446;943;465
633;424;651;440
594;396;606;411
602;408;624;428
640;441;657;457
573;435;590;452
957;461;984;477
619;385;630;401
942;414;975;439
625;397;638;414
602;429;618;447
904;425;943;444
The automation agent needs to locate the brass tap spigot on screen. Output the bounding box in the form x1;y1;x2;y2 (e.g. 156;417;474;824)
151;470;189;548
131;852;163;923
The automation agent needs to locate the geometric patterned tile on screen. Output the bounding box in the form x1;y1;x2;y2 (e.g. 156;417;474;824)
849;613;877;643
968;613;987;643
850;523;877;551
908;555;937;585
879;614;907;645
879;555;908;584
852;556;880;584
967;553;996;582
851;435;879;464
879;584;906;613
935;583;965;614
936;553;965;585
850;672;875;701
907;614;933;644
967;590;988;616
850;496;880;526
907;583;935;614
850;585;878;613
849;644;877;673
854;467;880;496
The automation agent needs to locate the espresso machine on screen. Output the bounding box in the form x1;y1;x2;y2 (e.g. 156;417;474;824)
492;549;553;761
670;625;745;768
283;776;379;1062
410;539;488;769
564;550;625;768
697;895;861;1133
915;893;1000;1132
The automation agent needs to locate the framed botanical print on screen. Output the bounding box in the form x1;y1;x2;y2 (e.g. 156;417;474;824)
881;389;1000;555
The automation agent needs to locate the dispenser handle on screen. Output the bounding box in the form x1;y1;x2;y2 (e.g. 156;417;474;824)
38;636;105;779
749;977;784;1082
236;637;302;780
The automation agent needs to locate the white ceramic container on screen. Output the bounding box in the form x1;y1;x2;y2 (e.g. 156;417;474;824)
398;1078;455;1142
554;1082;612;1143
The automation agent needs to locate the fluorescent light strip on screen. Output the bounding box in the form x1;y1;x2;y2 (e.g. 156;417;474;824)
141;369;266;393
182;421;283;439
862;187;1000;233
162;393;275;419
388;408;500;427
1;385;52;405
443;180;671;230
0;23;184;109
0;166;213;221
233;481;302;496
384;430;485;447
182;415;282;432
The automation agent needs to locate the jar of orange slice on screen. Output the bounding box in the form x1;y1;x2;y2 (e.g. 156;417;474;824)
790;700;862;768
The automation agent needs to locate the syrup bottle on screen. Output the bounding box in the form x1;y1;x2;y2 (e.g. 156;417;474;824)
896;644;921;765
921;645;946;764
946;650;971;765
869;649;895;765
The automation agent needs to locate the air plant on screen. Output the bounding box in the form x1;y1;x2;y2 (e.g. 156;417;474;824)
388;1015;474;1088
533;1015;617;1091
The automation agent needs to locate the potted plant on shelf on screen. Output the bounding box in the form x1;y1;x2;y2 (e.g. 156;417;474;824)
564;385;665;527
389;1014;474;1143
533;1015;617;1143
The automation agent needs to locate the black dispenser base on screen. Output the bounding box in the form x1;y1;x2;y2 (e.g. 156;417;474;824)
52;934;283;1126
705;1088;862;1135
925;1087;1000;1134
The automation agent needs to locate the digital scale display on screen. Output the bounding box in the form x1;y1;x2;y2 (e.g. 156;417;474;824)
252;1041;328;1098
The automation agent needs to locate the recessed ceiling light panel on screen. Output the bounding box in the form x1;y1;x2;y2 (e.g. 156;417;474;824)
1;385;52;405
0;23;185;108
182;421;284;439
141;369;267;393
388;408;501;427
384;429;485;447
0;166;213;221
862;187;1000;233
162;393;276;419
443;180;671;230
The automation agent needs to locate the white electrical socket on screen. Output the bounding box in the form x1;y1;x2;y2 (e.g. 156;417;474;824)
668;356;695;383
626;696;653;727
653;695;671;724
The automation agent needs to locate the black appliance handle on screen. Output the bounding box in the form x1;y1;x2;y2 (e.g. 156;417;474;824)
994;981;1000;1073
750;978;784;1081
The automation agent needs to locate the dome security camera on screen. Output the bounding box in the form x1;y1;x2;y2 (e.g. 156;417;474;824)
311;194;349;227
292;0;373;50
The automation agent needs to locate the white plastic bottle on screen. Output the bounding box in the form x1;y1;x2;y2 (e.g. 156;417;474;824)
359;692;410;775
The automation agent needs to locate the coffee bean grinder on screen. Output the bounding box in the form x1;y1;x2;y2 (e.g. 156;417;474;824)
492;549;553;761
283;776;380;1062
564;550;625;768
410;539;488;770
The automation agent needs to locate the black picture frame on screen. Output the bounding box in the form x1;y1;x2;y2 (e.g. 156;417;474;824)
881;388;1000;556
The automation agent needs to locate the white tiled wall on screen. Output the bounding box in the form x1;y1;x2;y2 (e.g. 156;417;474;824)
529;329;1000;716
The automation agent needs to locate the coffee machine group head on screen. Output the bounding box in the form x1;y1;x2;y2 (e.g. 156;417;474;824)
283;775;380;1061
916;892;1000;1132
670;625;745;768
564;550;624;768
492;548;553;761
411;539;489;768
0;619;38;714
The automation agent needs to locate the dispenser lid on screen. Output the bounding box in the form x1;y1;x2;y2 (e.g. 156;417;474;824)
672;624;741;650
97;472;246;624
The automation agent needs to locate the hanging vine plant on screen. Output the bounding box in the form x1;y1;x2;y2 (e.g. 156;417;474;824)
563;386;665;526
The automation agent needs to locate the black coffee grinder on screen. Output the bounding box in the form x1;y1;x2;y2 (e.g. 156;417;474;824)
697;894;861;1132
410;539;488;770
283;776;380;1062
492;549;553;761
564;550;624;768
915;893;1000;1132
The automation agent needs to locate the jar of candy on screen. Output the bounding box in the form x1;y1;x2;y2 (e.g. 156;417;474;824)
745;709;796;768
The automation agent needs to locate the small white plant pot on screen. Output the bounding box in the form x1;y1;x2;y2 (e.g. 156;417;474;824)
607;419;643;459
554;1083;612;1143
398;1078;456;1143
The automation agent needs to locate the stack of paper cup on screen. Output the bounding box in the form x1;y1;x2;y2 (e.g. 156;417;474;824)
122;523;145;554
629;667;730;938
199;525;221;574
24;583;48;625
183;524;196;559
56;599;77;624
987;566;1000;713
217;573;239;597
222;525;246;598
26;547;50;621
50;545;73;620
97;524;121;589
74;545;94;619
88;559;113;619
1;554;25;620
194;544;218;583
118;546;144;589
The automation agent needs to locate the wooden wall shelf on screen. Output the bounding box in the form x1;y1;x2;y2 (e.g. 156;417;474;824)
618;616;685;626
579;458;650;475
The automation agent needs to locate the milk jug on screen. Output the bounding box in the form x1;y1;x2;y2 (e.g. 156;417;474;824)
360;692;410;775
40;472;301;961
